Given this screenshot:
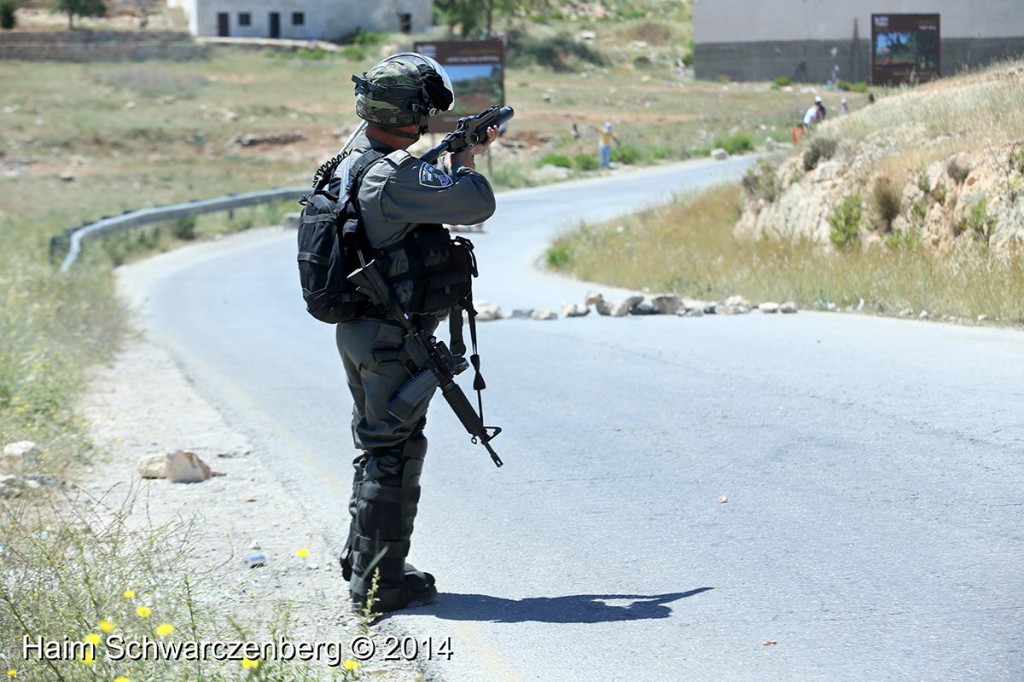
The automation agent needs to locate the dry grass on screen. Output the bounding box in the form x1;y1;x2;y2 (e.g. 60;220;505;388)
834;63;1024;155
551;184;1024;323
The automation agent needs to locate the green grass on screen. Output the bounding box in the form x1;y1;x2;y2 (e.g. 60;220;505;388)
0;498;365;680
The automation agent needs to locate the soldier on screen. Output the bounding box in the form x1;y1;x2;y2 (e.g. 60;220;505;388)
334;53;499;613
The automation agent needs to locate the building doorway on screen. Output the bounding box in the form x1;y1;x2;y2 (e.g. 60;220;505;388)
269;12;280;38
217;12;229;36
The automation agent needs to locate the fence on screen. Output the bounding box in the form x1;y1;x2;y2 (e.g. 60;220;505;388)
56;186;306;272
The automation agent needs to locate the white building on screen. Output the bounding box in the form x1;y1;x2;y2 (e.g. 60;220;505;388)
167;0;431;41
693;0;1024;83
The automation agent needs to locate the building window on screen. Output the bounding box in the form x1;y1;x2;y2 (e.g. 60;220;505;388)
292;12;304;26
398;12;412;34
238;12;251;26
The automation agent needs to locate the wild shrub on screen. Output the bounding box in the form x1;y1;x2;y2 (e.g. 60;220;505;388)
917;169;931;193
954;198;997;245
574;154;600;171
633;55;654;70
837;80;869;93
0;0;18;29
885;229;923;250
829;194;863;250
546;243;572;268
611;142;641;165
947;158;971;184
872;176;902;231
803;137;837;171
1008;148;1024;175
538;153;572;168
171;217;197;241
714;133;754;155
741;159;782;203
771;76;792;89
507;32;610;72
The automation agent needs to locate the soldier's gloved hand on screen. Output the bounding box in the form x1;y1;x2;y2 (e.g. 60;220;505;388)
451;125;500;172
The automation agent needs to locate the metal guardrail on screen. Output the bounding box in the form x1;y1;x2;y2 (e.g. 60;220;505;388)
57;186;307;273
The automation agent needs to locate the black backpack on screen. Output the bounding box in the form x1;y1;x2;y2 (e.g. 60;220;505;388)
296;149;384;324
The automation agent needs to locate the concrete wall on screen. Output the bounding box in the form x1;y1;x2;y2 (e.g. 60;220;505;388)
696;37;1024;83
0;31;204;61
177;0;430;40
693;0;1024;82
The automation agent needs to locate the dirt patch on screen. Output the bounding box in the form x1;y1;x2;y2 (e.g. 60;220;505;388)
77;325;419;679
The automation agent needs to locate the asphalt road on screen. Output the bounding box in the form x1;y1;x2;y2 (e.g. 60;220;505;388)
126;157;1024;681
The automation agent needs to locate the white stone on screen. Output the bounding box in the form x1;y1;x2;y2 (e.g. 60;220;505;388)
561;302;590;318
2;441;38;474
474;302;502;321
137;454;167;479
759;302;780;313
612;295;644;317
651;294;681;315
780;301;799;314
530;310;558;320
0;474;25;498
165;450;213;484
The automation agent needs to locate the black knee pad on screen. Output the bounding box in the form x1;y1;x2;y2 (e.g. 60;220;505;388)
348;432;429;591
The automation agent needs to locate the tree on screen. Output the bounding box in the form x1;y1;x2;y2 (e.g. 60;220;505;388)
434;0;546;39
0;0;19;30
50;0;106;30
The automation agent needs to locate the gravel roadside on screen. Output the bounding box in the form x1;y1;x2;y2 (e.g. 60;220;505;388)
76;246;421;681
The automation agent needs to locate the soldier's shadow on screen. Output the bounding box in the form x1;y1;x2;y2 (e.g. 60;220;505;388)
418;588;713;623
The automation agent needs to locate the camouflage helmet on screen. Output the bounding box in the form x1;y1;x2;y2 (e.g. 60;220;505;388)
352;53;455;132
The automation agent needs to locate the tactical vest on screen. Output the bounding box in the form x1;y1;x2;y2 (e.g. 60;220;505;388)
298;148;478;323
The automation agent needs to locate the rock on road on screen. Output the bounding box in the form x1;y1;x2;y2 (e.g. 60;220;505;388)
122;157;1024;681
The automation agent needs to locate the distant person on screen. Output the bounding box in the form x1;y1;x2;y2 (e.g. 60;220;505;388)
803;96;826;131
571;122;580;139
598;120;619;169
840;97;850;116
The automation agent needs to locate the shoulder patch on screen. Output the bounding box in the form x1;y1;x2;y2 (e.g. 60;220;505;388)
418;163;454;189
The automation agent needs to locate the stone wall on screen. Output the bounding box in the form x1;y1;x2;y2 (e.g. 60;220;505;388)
0;31;205;61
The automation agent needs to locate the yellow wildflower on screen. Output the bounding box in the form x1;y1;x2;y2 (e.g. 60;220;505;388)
84;633;101;646
79;649;95;665
7;670;16;678
154;623;174;637
296;548;310;558
135;605;152;618
114;677;130;682
343;659;360;671
99;620;115;633
241;658;259;670
122;589;135;599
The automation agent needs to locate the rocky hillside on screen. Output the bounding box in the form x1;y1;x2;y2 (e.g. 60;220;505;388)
737;62;1024;255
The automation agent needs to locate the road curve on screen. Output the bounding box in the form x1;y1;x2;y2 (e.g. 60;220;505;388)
123;157;1024;682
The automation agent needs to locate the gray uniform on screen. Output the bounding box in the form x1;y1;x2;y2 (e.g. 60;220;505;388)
332;136;495;606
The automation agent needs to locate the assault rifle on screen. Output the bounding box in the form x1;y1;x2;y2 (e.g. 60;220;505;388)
421;105;515;164
348;260;504;468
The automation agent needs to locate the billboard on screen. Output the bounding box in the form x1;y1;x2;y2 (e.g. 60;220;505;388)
871;14;941;86
413;40;505;134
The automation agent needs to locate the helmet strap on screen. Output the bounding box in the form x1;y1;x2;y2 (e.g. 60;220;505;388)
384;125;421;141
